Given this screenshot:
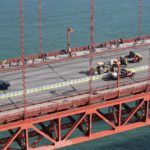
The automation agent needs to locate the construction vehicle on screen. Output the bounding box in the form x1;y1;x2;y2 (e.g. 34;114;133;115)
88;62;111;75
108;57;128;67
89;59;126;75
125;51;142;63
96;62;111;74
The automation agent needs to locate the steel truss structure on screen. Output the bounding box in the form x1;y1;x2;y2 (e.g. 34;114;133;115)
1;0;149;149
0;91;150;150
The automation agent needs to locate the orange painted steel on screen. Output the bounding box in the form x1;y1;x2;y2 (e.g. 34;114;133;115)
138;0;142;36
0;92;150;149
19;0;27;118
0;78;149;124
89;0;95;103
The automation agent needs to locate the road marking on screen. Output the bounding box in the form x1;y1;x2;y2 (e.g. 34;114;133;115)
0;65;148;100
128;65;148;72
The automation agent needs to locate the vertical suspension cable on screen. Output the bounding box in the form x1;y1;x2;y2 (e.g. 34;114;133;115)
89;0;94;103
147;49;150;87
38;0;43;53
138;0;142;37
19;0;27;115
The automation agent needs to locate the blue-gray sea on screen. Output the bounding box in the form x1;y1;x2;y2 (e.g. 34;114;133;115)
0;0;150;149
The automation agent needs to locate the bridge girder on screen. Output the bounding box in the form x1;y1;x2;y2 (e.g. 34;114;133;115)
0;93;150;150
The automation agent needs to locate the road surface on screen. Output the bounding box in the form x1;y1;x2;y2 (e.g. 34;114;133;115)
0;44;150;111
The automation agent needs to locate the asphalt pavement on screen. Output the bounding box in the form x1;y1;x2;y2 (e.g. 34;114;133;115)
0;44;150;111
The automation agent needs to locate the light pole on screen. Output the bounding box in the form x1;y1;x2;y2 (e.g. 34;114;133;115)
67;27;74;50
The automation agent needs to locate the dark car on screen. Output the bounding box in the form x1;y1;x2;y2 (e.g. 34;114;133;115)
0;80;10;90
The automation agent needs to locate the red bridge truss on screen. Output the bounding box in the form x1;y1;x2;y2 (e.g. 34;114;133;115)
0;89;150;149
1;0;150;149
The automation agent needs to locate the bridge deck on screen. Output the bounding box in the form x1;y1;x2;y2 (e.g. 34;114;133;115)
0;41;150;119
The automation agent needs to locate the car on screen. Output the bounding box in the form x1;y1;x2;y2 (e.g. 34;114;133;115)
109;68;135;80
0;80;10;90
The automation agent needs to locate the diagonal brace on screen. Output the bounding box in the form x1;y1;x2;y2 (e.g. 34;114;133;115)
95;110;116;129
31;135;43;148
31;125;56;144
68;116;87;135
2;128;22;150
63;113;86;140
123;100;144;125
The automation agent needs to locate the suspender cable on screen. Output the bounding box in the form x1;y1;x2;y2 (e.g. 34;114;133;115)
38;0;43;53
138;0;142;37
147;49;150;89
89;0;94;103
19;0;27;116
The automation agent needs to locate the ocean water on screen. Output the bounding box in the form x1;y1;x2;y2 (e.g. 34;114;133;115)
0;0;150;149
0;0;150;59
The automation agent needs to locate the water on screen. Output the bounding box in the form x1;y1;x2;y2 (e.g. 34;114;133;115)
0;0;150;149
61;126;150;150
0;0;150;59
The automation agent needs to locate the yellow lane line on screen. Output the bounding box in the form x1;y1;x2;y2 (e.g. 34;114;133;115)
0;65;148;100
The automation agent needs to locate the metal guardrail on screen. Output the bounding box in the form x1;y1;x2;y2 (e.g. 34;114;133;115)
0;65;148;100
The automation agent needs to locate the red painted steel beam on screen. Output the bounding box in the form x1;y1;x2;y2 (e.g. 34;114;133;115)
0;94;147;130
1;110;126;146
138;0;142;36
68;116;87;136
89;0;95;99
118;104;122;126
0;92;150;133
31;125;56;144
0;80;148;125
95;110;116;129
147;49;150;83
9;129;24;148
112;107;118;125
0;95;149;149
58;118;61;141
123;100;144;125
2;128;22;150
63;113;86;140
31;135;43;148
122;103;140;120
25;129;29;150
145;101;149;122
19;0;27;116
54;121;150;150
21;120;150;150
88;114;92;136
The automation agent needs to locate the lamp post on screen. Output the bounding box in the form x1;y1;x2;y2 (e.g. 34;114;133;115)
67;27;74;50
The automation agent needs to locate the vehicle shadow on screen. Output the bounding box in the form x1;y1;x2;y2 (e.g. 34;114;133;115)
78;71;90;76
101;73;112;81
